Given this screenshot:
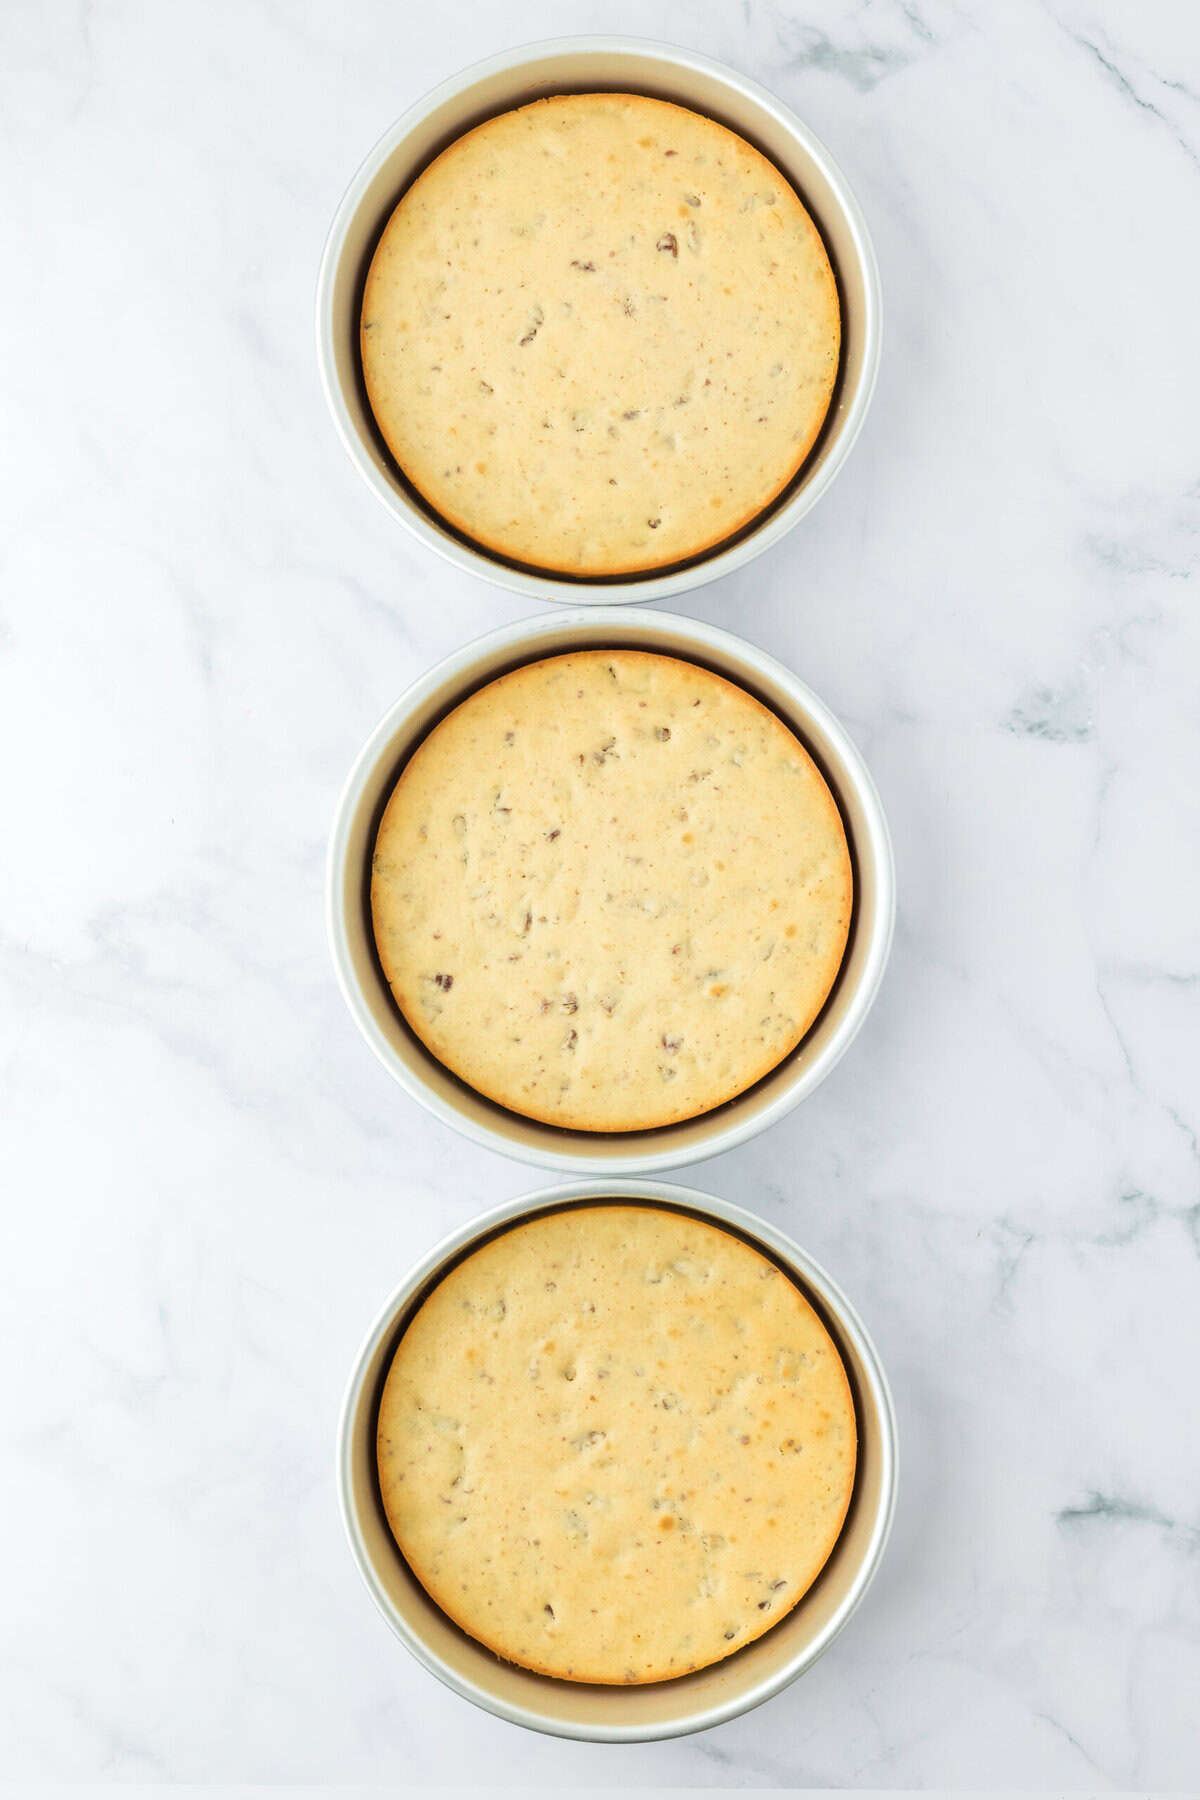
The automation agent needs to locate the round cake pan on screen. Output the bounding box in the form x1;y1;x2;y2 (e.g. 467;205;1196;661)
338;1178;897;1741
327;606;894;1174
315;36;881;603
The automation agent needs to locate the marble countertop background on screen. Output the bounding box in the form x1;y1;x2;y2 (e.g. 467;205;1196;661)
2;0;1198;1788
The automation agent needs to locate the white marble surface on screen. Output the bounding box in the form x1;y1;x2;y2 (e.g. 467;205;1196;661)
2;0;1199;1788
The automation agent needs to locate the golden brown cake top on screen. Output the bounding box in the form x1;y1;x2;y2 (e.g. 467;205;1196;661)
377;1204;857;1682
370;650;852;1132
361;93;840;575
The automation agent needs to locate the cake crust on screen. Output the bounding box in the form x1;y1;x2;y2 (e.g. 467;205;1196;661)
377;1204;858;1683
369;650;853;1133
361;93;841;576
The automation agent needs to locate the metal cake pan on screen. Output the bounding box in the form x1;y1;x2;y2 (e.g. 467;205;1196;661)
338;1178;898;1740
326;606;895;1173
315;36;881;603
